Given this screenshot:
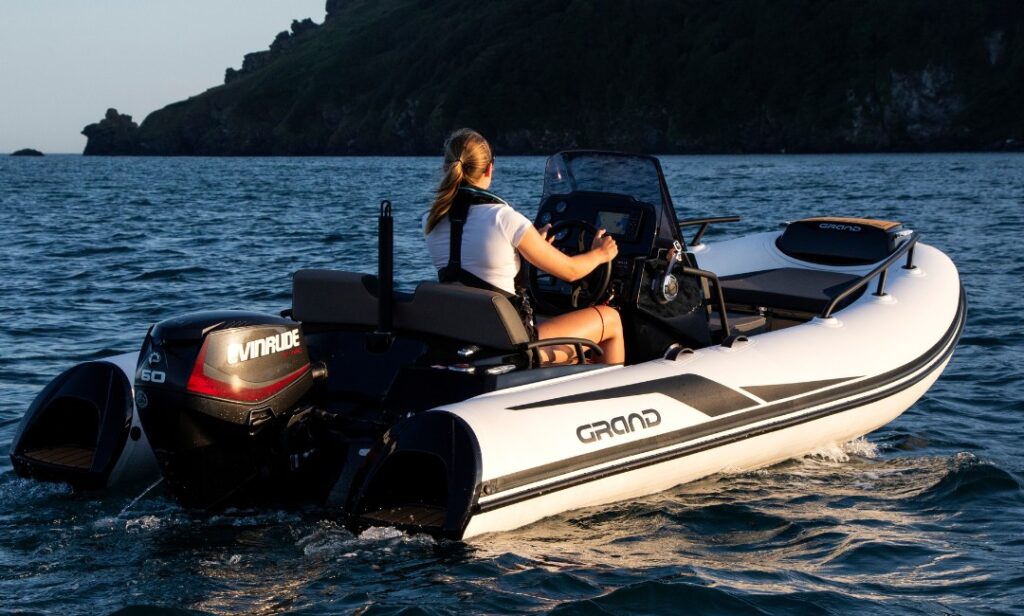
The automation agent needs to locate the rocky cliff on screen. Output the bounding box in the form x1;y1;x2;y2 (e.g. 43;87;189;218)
82;109;140;155
83;0;1024;155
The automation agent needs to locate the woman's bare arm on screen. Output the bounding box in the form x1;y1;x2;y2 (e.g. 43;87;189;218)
517;226;618;282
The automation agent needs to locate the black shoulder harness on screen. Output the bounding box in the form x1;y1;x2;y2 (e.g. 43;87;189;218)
437;186;511;296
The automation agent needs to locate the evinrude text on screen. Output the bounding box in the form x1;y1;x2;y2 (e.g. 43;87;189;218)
227;328;302;365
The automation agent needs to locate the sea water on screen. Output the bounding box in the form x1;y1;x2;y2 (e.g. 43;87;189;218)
0;153;1021;614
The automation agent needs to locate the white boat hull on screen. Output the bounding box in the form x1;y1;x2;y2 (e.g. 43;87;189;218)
431;237;965;538
463;357;950;538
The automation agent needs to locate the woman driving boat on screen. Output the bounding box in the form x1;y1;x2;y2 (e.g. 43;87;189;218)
423;128;624;364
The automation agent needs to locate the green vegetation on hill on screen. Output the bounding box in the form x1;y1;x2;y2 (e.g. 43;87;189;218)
83;0;1024;155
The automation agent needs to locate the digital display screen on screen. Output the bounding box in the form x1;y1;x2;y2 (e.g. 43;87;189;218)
596;211;631;236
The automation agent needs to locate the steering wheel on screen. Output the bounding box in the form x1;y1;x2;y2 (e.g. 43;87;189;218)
526;219;613;315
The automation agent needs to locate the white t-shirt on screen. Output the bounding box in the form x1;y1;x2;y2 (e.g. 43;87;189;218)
423;201;533;294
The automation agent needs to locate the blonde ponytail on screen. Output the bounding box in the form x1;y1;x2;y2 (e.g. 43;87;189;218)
426;128;493;233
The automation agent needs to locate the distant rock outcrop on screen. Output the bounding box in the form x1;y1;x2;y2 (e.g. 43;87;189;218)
83;0;1024;155
225;18;320;84
11;148;44;156
82;109;140;155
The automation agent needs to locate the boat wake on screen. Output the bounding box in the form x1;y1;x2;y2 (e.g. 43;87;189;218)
296;520;435;561
805;437;881;463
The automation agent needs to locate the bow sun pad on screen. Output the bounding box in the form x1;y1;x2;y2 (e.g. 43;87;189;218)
776;217;905;266
720;268;863;314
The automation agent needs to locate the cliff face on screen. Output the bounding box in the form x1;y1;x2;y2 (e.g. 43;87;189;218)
324;0;348;21
84;0;1024;155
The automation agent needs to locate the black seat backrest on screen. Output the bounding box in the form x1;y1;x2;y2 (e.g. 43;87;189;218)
292;269;379;326
292;270;529;351
396;283;530;350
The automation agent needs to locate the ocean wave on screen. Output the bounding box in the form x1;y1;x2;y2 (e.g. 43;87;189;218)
107;606;207;616
52;245;127;258
911;452;1022;507
132;266;211;281
548;580;875;616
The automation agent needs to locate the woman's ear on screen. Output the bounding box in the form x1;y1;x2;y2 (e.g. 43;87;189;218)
484;162;493;178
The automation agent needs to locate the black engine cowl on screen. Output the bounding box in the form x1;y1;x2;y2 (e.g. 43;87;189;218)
135;310;316;508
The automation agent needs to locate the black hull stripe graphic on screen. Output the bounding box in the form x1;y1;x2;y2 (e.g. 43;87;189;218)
476;287;966;512
741;377;854;403
509;373;761;417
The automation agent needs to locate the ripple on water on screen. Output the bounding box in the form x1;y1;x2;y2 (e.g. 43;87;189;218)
132;266;212;281
107;607;202;616
549;580;874;616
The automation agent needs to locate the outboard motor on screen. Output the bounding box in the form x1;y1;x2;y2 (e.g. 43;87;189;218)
135;311;318;508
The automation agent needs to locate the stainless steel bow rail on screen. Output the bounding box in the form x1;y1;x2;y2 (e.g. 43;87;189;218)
674;215;922;333
820;231;921;319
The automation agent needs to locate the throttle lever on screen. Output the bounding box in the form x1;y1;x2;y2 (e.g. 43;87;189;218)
655;240;683;304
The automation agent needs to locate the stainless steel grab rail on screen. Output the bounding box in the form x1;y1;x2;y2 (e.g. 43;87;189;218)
679;266;731;338
677;216;741;247
525;337;604;366
820;231;921;319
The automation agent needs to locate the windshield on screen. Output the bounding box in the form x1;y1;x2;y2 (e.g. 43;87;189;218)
541;151;668;208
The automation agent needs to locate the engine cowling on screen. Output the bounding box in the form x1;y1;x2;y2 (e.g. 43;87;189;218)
135;310;315;508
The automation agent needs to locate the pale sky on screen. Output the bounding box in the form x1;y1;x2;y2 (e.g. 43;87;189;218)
0;0;326;153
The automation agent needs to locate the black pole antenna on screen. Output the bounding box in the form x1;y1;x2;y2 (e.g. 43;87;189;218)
368;200;395;352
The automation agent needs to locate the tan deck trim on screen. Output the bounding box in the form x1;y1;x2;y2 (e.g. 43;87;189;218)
799;217;902;231
24;446;94;469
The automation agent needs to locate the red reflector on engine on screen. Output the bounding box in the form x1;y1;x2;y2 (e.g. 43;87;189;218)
186;339;310;402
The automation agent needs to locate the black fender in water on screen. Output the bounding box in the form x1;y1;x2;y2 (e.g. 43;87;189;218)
349;412;482;539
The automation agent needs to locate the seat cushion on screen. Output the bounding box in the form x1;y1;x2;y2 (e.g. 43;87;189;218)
720;268;862;314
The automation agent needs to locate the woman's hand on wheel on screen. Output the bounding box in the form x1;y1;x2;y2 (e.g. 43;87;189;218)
591;229;618;262
538;223;556;244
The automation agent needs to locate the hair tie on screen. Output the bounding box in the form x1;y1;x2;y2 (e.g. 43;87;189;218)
450;159;463;168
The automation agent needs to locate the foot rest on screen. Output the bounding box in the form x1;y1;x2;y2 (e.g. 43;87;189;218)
711;313;767;338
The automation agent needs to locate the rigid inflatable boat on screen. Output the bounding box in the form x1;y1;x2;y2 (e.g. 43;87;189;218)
11;152;965;539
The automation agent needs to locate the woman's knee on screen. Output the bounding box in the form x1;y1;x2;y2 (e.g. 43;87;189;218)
595;305;622;338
